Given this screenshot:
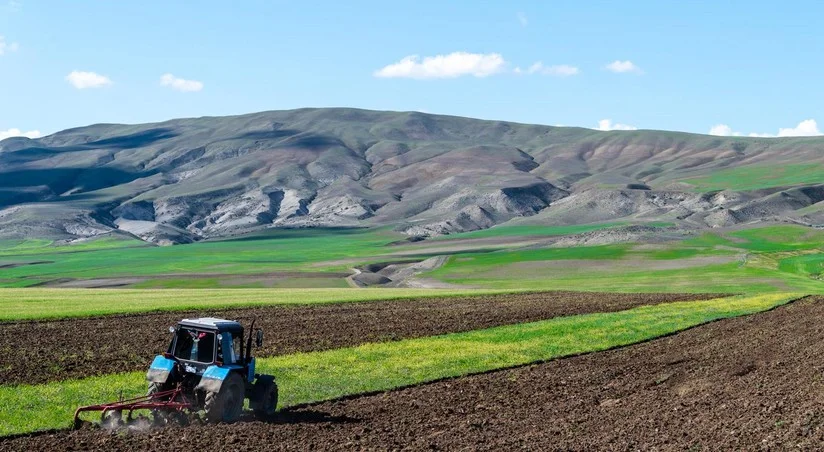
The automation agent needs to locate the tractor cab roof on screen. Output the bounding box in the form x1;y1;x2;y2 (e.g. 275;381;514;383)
178;317;243;333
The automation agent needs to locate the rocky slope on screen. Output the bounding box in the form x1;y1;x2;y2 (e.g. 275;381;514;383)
0;108;822;244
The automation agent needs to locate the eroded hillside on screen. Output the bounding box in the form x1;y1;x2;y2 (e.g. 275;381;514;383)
0;108;822;244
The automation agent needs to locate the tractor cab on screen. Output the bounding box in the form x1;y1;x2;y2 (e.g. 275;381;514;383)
167;318;244;373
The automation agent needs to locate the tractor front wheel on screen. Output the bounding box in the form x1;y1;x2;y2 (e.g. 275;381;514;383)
147;381;171;398
204;373;244;423
148;381;173;424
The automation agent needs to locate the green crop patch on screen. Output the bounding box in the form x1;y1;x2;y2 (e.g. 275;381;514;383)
0;293;798;436
424;224;824;294
728;226;824;253
0;235;146;257
779;254;824;280
0;287;518;321
680;163;824;192
0;228;404;286
429;244;629;276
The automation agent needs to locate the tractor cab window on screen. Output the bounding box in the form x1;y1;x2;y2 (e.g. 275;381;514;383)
218;331;242;365
173;328;216;363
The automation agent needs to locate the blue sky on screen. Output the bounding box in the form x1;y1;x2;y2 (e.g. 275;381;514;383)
1;0;824;139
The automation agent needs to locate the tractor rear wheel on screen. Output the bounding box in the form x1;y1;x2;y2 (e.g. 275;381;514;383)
252;376;278;419
204;373;244;423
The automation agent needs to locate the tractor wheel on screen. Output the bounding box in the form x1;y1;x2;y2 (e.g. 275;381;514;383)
147;381;171;398
147;382;173;424
252;376;278;419
204;373;245;423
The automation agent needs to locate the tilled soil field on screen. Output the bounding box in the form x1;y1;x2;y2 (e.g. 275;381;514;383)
5;296;823;451
0;292;722;386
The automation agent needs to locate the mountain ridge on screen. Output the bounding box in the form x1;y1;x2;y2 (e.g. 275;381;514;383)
1;107;822;245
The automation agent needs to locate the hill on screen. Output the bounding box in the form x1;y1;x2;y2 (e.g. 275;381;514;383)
1;108;822;244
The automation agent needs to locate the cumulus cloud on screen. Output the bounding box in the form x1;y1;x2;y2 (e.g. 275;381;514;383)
515;62;579;76
374;52;506;79
709;124;739;137
777;119;822;137
65;71;113;89
0;128;41;141
605;60;642;74
709;119;822;138
517;12;528;27
0;36;19;55
160;73;204;92
596;119;637;131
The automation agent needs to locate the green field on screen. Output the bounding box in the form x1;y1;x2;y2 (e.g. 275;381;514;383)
425;225;824;293
0;236;148;257
0;287;514;321
0;293;797;436
0;224;821;294
0;228;401;286
679;163;824;192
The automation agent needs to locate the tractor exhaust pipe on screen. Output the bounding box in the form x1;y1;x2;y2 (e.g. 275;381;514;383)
245;319;256;364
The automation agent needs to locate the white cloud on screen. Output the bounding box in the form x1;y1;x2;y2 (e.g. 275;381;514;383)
0;36;19;55
605;60;643;74
517;12;528;27
514;62;579;77
596;119;637;131
777;119;822;137
65;71;113;89
709;124;740;137
709;119;822;138
160;73;204;92
0;128;41;141
374;52;506;79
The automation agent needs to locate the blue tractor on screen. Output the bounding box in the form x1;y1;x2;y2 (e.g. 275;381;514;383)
74;317;277;427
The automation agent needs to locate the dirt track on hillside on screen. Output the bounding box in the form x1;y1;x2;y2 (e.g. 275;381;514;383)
5;296;824;451
0;292;722;386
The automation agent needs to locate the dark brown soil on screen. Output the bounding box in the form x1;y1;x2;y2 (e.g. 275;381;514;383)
5;296;824;451
0;292;721;386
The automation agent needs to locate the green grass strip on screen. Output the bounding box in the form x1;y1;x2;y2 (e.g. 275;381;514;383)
0;288;519;321
0;293;798;436
679;163;824;192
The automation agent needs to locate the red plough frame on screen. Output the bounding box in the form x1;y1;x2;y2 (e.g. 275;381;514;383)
73;387;193;429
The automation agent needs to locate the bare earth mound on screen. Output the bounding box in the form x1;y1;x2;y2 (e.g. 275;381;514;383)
4;296;823;450
0;291;721;386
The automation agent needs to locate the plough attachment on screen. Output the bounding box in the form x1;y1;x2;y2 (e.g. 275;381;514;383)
73;387;193;430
